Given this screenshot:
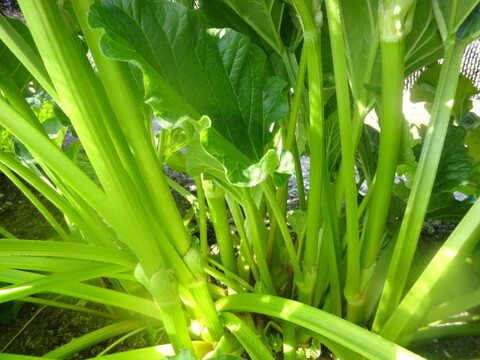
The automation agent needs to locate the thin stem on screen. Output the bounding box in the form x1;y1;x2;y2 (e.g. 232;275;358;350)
261;181;303;286
0;164;68;241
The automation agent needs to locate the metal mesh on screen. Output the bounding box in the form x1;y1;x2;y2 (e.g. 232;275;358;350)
405;39;480;98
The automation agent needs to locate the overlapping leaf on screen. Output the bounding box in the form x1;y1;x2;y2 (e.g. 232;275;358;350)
89;0;289;186
0;18;35;90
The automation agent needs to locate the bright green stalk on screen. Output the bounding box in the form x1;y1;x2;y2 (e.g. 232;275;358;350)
324;0;360;322
203;179;238;275
292;0;326;305
17;296;114;318
135;266;194;353
284;49;307;211
216;294;426;360
282;321;296;360
373;37;467;333
241;187;276;295
0;99;111;223
0;225;15;238
43;320;147;359
195;175;209;262
0;263;126;304
360;0;414;283
72;0;193;257
220;312;275;360
379;197;480;344
0;268;161;319
261;181;303;286
0;163;69;241
423;288;480;327
0;72;44;133
226;195;260;283
0;14;58;99
16;0;175;280
0;239;136;267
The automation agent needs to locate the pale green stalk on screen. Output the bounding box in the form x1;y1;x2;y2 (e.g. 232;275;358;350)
324;0;360;322
0;164;69;241
226;195;260;283
72;0;193;257
291;0;326;305
373;36;467;333
241;187;276;294
0;14;58;99
379;197;480;344
203;179;238;275
216;294;426;360
15;1;165;273
261;181;303;286
195;175;209;262
220;312;275;360
360;0;415;294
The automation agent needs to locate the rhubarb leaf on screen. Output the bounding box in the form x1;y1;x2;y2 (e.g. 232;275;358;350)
89;0;289;186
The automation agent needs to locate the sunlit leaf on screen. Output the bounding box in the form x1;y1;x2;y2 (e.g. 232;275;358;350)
89;1;290;186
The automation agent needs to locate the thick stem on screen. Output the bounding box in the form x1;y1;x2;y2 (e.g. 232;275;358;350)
324;0;360;321
292;0;326;305
373;38;467;333
204;179;238;275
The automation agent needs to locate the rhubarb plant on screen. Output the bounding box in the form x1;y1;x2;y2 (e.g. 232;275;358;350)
0;0;479;359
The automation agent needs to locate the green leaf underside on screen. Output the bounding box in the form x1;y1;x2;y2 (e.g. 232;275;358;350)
89;0;289;186
414;124;474;193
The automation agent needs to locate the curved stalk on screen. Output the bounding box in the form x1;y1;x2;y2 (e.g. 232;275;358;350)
216;294;425;360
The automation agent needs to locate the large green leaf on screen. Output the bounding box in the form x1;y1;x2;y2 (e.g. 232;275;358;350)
89;0;289;186
404;0;443;76
341;0;379;97
410;63;478;122
434;0;480;40
413;124;474;193
199;0;284;55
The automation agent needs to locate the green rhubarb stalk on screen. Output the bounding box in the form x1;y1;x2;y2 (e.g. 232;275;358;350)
135;265;194;353
360;0;414;296
324;0;361;322
226;195;260;283
203;179;238;275
72;0;193;257
379;197;480;344
195;175;209;262
291;0;326;305
373;23;468;334
241;188;276;295
0;14;58;99
261;181;303;286
220;312;275;360
0;164;69;241
216;294;425;360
